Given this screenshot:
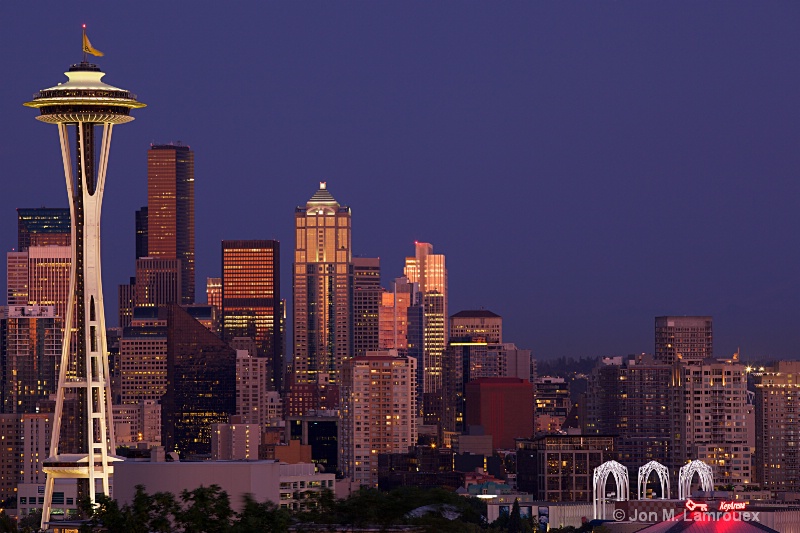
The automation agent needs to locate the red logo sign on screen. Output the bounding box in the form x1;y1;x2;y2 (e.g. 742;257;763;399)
684;499;708;512
718;501;747;512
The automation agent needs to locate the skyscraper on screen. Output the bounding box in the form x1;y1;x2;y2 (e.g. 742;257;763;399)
450;310;502;343
754;362;800;490
404;242;447;425
7;246;71;320
162;305;236;459
0;306;62;414
221;240;282;390
654;316;712;364
135;206;148;259
17;208;70;251
378;277;414;352
25;56;144;524
292;183;352;403
147;143;195;305
352;257;381;357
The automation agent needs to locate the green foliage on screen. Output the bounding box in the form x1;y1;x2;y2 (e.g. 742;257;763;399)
0;511;17;533
17;509;41;533
77;484;490;532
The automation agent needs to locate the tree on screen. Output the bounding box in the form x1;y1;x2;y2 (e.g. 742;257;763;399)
175;485;234;533
231;494;291;533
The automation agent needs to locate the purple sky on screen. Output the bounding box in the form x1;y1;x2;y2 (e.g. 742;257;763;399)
2;3;799;360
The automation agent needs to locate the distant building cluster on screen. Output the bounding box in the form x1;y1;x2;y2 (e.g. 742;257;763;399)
5;140;800;531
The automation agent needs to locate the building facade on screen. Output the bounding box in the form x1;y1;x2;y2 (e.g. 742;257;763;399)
465;378;534;451
147;143;195;305
17;208;70;251
450;309;502;343
352;257;381;357
221;240;282;390
292;183;352;411
339;350;417;487
655;316;712;364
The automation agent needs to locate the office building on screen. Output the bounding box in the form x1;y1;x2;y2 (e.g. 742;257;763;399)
206;277;222;310
118;277;136;328
754;361;800;490
450;309;502;343
7;246;71;320
119;308;168;406
378;277;414;352
0;306;61;414
465;378;533;451
353;257;381;357
443;340;534;434
516;435;615;501
404;242;447;425
221;240;282;390
655;316;712;364
162;305;236;459
134;257;181;308
212;422;261;460
286;414;339;472
339;350;417;487
135;206;148;259
291;183;352;410
17;208;70;251
147;143;195;305
534;376;571;434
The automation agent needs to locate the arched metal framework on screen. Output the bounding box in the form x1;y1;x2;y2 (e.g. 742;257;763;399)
593;460;629;520
678;460;714;500
637;461;670;500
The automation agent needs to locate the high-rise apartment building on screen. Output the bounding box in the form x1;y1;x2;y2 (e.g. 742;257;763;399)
353;257;381;357
404;242;447;425
754;361;800;490
339;350;417;488
671;358;752;485
147;143;195;305
235;348;270;425
221;240;282;390
292;183;352;399
655;316;712;364
450;310;502;343
17;208;70;251
0;306;62;414
0;414;22;504
584;355;673;473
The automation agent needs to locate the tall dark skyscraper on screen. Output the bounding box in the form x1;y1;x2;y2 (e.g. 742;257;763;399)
352;257;381;357
147;144;195;305
17;207;70;251
162;305;236;459
135;206;148;259
221;240;283;390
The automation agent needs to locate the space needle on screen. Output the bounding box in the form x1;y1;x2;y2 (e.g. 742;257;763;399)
24;28;145;528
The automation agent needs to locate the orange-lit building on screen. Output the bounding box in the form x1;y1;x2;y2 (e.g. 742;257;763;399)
147;143;195;305
291;183;352;410
221;240;282;390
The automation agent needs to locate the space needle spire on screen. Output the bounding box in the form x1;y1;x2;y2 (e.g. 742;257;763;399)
24;28;145;529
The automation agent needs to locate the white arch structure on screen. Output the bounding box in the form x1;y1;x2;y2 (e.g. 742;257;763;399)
637;461;670;500
678;460;714;500
593;460;629;520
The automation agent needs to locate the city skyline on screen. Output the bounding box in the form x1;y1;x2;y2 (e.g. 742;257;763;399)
2;3;800;360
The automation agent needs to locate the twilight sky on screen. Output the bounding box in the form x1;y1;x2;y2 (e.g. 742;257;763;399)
1;2;799;360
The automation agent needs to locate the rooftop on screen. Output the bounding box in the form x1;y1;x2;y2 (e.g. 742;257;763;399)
451;309;501;319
